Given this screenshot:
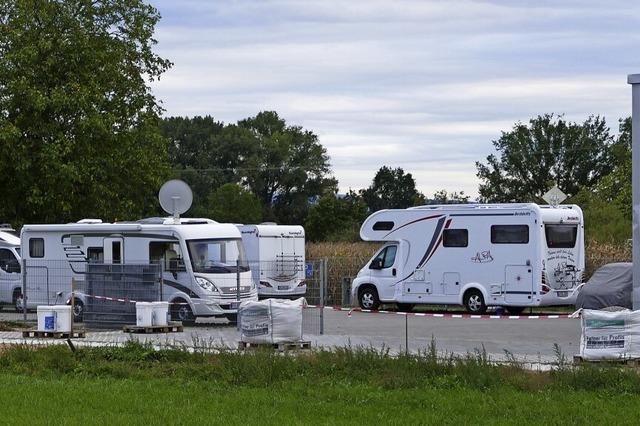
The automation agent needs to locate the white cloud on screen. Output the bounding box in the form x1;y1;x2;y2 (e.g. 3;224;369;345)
149;0;640;198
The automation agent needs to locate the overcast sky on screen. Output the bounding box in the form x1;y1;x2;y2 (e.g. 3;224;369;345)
148;0;639;198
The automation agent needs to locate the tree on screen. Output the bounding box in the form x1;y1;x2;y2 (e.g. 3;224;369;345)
361;166;424;212
206;183;262;224
305;191;368;241
476;114;615;202
430;189;471;204
0;0;171;225
238;111;337;224
596;117;631;219
160;117;256;215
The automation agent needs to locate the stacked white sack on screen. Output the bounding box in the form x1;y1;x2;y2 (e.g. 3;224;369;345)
580;309;640;360
239;297;306;344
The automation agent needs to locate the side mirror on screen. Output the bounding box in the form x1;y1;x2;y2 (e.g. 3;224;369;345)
370;258;384;270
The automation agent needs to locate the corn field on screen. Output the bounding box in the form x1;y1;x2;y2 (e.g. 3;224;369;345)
306;240;632;306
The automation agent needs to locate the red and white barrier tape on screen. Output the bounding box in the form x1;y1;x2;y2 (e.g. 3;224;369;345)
304;305;573;320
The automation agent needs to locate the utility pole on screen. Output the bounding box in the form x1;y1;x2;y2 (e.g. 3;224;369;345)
629;74;640;310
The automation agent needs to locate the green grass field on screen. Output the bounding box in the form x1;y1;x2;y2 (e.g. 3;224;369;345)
1;342;639;425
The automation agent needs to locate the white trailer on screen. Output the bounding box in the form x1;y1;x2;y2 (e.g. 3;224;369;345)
20;217;258;323
238;224;305;298
0;226;21;310
351;203;584;314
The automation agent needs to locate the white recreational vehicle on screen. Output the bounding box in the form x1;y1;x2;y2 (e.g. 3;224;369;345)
20;217;258;323
0;225;21;310
238;224;306;298
351;203;585;314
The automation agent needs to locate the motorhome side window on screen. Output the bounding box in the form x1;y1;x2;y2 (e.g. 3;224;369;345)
490;225;529;244
0;249;20;273
443;229;468;247
373;221;394;231
29;238;44;258
545;224;578;248
87;247;104;263
370;245;397;269
149;242;185;271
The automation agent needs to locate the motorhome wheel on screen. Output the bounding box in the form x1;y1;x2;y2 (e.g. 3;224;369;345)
171;300;195;326
358;286;380;310
72;300;84;322
464;290;487;314
13;290;23;312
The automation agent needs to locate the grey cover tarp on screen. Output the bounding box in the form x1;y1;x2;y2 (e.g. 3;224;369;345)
575;262;632;309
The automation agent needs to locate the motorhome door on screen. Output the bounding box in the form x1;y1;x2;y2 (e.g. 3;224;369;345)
103;237;124;264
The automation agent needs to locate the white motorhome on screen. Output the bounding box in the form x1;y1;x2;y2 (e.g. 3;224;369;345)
238;224;305;298
351;203;584;314
20;217;258;323
0;225;22;310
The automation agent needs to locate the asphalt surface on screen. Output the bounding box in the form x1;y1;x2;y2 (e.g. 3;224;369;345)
0;308;581;363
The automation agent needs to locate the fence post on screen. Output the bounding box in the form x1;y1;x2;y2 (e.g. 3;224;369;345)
22;258;27;321
319;258;326;335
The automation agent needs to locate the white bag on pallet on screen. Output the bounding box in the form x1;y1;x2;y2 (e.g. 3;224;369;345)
239;297;306;344
580;309;640;360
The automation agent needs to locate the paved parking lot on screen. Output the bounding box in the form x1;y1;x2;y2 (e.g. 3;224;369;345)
0;308;581;363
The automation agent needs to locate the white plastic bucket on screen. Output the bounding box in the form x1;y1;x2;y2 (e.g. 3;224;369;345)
136;302;154;327
37;306;56;332
52;306;72;332
152;302;169;326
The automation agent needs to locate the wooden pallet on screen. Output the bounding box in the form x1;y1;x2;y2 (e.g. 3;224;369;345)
573;355;640;366
238;340;311;352
123;323;184;334
22;329;86;339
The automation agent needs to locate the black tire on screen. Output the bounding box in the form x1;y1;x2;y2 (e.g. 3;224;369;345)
13;290;23;313
224;313;238;324
505;306;525;315
463;289;487;314
358;286;380;310
72;299;84;323
396;303;414;312
171;300;196;326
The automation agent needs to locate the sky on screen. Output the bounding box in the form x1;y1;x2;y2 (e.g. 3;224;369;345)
148;0;640;199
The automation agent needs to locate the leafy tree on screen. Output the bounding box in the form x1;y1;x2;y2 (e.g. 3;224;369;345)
305;191;368;241
361;166;424;212
206;183;262;224
160;117;255;215
570;189;630;243
238;111;337;223
0;0;171;225
476;114;615;202
430;189;471;204
596;117;631;219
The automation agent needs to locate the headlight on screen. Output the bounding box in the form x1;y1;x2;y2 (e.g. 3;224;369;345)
195;277;219;293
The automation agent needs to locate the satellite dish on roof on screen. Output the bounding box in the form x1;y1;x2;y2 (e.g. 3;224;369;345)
159;179;193;224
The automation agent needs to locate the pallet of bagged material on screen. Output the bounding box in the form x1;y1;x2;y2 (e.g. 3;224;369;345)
238;340;311;352
573;355;640;366
122;323;183;334
22;329;86;339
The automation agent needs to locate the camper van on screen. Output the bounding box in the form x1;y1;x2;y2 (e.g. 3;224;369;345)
20;217;258;323
238;224;305;298
0;225;21;311
351;203;584;314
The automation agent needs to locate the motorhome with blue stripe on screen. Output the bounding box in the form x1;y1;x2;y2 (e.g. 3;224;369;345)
20;218;258;323
351;203;584;314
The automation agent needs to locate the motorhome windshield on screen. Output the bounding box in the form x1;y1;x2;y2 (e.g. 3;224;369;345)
545;224;578;248
187;238;250;274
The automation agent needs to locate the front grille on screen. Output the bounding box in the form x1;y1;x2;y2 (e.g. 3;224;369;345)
220;286;251;294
